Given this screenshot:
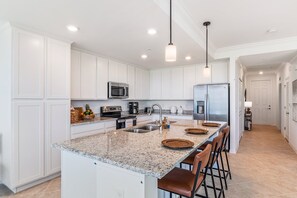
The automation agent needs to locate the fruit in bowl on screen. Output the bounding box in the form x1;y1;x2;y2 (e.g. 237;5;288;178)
82;104;95;120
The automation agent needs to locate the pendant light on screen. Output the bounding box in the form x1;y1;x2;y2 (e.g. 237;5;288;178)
203;21;211;77
165;0;176;62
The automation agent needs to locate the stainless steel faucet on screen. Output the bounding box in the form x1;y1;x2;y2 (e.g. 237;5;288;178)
149;104;163;125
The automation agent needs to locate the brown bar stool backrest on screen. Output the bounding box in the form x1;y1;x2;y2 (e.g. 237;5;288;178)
192;144;212;175
211;132;224;153
221;126;230;149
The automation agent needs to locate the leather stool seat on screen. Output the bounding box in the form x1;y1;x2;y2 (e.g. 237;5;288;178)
158;167;204;197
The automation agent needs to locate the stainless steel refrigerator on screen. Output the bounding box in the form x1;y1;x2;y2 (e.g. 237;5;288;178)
193;83;230;124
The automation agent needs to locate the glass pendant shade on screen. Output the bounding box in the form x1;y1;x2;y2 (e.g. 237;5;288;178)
203;66;211;77
165;44;176;62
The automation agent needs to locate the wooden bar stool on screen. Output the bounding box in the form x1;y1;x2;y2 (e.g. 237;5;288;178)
181;133;225;198
158;144;212;198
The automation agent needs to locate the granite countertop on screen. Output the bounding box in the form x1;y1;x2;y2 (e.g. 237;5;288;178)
54;120;227;178
71;112;193;126
71;116;117;126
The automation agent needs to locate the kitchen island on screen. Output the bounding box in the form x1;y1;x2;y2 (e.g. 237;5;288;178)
54;120;227;198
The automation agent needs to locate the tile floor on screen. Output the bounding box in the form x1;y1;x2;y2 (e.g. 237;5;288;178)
1;125;297;198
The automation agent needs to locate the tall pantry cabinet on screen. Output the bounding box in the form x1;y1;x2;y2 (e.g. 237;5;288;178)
0;24;71;192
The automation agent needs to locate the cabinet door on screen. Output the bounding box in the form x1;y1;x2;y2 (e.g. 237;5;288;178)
45;101;70;176
81;53;97;99
171;67;184;99
71;50;81;99
117;62;128;83
135;68;143;99
212;62;228;83
150;70;162;99
13;29;45;99
127;65;135;99
143;70;150;99
161;69;171;99
46;39;70;99
108;60;118;82
196;64;212;84
184;66;196;99
14;101;44;185
97;57;109;99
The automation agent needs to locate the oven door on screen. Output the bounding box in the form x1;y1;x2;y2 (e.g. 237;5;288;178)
108;82;129;99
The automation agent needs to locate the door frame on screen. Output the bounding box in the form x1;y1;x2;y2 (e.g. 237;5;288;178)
246;73;277;126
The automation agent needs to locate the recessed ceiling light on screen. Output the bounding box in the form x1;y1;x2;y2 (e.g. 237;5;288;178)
141;54;148;59
185;56;191;60
67;25;79;32
147;29;157;35
259;71;263;75
267;28;277;33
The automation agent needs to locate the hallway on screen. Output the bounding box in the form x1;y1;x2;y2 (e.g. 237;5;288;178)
225;125;297;197
1;125;297;197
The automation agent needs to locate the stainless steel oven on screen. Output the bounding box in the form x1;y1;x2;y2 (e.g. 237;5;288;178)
108;82;129;99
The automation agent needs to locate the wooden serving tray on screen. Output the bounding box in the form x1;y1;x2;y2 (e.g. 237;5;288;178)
162;139;194;149
185;128;208;134
202;122;221;127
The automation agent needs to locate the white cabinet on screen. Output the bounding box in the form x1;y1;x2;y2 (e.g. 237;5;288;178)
108;60;127;83
184;66;196;99
171;67;184;99
71;122;105;139
211;62;228;83
150;70;162;99
143;70;150;99
196;64;211;84
13;29;45;99
127;65;135;99
0;25;71;192
45;101;70;176
161;69;171;99
105;120;117;132
46;38;70;99
71;50;81;99
81;53;97;99
13;101;44;186
96;57;109;99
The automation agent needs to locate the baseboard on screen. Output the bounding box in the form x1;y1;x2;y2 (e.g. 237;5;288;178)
289;142;297;154
13;172;60;193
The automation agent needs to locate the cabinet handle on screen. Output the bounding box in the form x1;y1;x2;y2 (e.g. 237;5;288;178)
94;162;97;165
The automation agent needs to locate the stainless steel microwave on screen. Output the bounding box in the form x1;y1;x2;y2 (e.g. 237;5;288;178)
108;82;129;99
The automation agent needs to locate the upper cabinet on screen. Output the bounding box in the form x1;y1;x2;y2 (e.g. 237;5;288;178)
184;65;196;99
96;57;109;100
13;29;45;99
127;65;135;99
150;70;162;99
196;64;211;84
211;61;228;83
171;67;184;99
108;60;127;83
71;50;81;99
80;53;97;99
135;68;150;100
46;38;70;99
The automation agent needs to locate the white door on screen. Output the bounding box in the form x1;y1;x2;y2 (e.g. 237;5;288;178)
13;29;45;99
142;70;150;99
46;38;70;99
285;81;290;140
45;101;70;176
117;62;128;83
96;57;109;99
161;69;171;99
249;79;273;125
71;50;81;99
150;70;162;99
80;53;97;99
184;66;196;99
127;65;135;99
135;68;143;99
14;101;44;185
108;60;119;82
171;67;184;99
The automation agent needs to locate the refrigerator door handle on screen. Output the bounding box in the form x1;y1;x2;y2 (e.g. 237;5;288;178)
205;94;208;120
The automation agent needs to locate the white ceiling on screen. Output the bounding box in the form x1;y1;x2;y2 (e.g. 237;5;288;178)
1;0;297;69
240;50;297;70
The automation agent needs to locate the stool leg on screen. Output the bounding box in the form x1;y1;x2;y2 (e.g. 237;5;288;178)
203;179;208;198
216;161;225;198
169;192;172;198
224;150;232;179
219;152;228;190
210;167;218;198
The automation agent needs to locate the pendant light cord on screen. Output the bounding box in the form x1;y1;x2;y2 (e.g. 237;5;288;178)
206;24;208;68
169;0;172;45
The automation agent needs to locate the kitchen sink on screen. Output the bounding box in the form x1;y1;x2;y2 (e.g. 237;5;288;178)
123;125;160;133
146;120;177;125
